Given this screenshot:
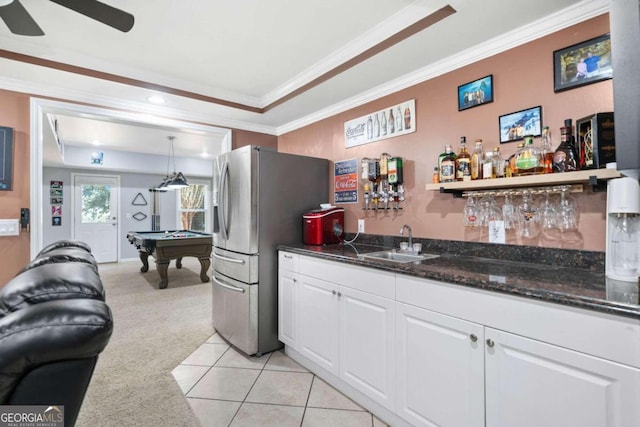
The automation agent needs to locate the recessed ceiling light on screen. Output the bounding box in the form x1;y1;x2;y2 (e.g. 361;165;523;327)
92;140;100;146
147;95;166;105
201;152;209;158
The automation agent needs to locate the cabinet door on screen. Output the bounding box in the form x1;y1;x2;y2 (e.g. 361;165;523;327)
339;287;395;411
485;328;640;427
396;302;485;427
278;269;298;348
298;275;340;375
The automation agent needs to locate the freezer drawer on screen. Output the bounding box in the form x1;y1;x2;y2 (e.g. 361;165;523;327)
212;273;258;355
212;247;258;284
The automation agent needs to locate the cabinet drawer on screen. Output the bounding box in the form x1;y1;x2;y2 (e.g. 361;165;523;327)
299;255;394;299
279;251;299;272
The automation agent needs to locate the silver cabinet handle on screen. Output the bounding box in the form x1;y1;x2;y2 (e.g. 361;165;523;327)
293;278;297;283
332;289;337;295
213;276;246;293
337;292;342;297
284;254;293;259
470;334;478;343
212;252;245;264
486;339;495;348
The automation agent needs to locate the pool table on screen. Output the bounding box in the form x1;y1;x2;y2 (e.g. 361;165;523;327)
126;230;212;289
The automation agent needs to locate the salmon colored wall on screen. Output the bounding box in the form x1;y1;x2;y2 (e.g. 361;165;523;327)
233;129;277;150
278;15;613;252
0;89;31;285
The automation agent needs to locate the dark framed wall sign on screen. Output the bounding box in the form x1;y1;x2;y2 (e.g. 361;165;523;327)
458;75;494;111
553;33;612;92
499;106;542;143
0;127;14;191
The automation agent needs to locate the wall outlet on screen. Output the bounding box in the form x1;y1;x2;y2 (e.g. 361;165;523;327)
358;219;365;233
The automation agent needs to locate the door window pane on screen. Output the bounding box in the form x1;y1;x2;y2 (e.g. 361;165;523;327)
81;184;111;223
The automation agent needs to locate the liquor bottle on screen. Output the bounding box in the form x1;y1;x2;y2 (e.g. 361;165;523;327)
396;107;403;131
432;166;439;184
552;119;579;173
514;135;542;176
437;145;448;182
368;158;381;207
404;106;411;130
540;126;554;174
388;157;403;185
374;114;381;138
366;116;373;140
440;144;457;183
470;139;484;180
388;109;395;134
361;157;371;209
492;147;505;178
381;111;387;136
482;149;494;179
507;143;524;177
379;152;390;181
456;136;471;182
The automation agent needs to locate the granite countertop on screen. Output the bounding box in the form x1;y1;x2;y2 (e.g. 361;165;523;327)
278;241;640;320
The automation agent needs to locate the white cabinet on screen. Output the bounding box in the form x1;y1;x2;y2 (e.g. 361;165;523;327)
396;302;485;427
278;251;396;411
297;274;340;375
340;286;395;410
485;328;640;427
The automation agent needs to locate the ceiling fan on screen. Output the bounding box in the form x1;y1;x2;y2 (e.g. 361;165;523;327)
0;0;134;36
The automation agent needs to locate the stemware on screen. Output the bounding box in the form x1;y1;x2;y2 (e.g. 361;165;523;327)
539;189;558;230
502;191;517;229
517;189;539;238
478;194;503;227
557;186;578;231
463;194;480;227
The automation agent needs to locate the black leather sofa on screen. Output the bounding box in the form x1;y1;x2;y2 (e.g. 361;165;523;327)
0;240;113;427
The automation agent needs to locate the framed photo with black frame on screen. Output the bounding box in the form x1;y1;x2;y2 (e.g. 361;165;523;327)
498;106;542;143
458;74;494;111
553;33;612;93
0;126;14;191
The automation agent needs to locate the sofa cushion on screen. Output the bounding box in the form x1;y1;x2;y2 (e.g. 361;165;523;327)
0;298;113;403
38;240;92;256
0;263;105;317
19;248;98;274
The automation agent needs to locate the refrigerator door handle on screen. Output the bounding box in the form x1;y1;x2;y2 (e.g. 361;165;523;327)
213;275;246;293
218;158;229;241
212;251;245;264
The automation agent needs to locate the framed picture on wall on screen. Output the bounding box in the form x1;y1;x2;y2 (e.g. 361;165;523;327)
0;127;14;191
499;106;542;143
458;75;494;111
553;33;612;92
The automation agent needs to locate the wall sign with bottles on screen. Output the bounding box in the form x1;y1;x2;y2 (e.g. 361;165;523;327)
361;154;405;210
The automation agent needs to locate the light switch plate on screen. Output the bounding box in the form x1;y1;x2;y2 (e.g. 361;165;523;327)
0;219;19;236
488;220;505;244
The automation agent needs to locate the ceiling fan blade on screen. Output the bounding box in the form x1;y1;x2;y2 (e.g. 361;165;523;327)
0;0;44;36
50;0;134;32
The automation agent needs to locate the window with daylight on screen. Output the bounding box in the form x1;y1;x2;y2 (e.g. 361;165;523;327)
177;181;210;232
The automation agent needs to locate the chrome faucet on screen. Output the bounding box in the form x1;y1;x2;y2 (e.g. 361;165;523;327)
400;224;412;249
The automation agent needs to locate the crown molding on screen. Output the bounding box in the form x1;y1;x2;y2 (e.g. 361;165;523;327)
260;0;450;107
0;75;278;135
276;0;609;136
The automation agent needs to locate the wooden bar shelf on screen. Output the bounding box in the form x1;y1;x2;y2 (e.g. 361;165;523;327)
425;169;621;196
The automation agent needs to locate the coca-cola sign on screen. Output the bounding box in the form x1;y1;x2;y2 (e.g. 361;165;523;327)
344;99;416;148
334;159;358;204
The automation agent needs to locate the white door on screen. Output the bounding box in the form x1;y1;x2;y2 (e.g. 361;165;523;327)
73;174;119;263
485;328;640;427
278;268;298;348
339;287;395;411
396;302;485;427
298;275;340;375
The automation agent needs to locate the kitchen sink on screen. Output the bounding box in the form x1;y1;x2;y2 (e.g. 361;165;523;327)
360;250;440;263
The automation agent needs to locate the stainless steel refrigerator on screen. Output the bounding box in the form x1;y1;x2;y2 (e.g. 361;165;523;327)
212;145;329;355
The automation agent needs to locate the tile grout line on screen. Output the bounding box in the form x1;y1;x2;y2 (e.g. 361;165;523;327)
225;349;274;426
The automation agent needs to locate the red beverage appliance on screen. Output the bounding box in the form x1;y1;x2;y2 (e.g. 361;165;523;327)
303;207;345;245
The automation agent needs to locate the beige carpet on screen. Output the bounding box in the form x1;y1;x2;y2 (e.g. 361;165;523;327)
76;258;214;427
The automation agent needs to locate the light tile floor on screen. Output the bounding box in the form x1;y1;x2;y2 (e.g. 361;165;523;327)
172;333;388;427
